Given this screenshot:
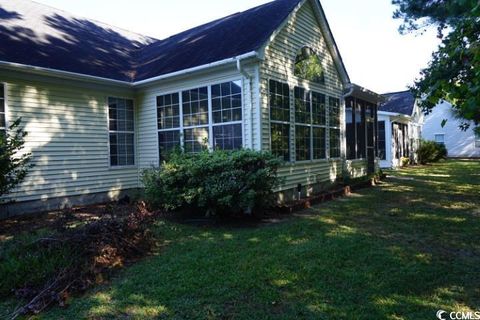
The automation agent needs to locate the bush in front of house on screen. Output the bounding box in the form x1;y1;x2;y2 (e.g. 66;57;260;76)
417;140;448;164
142;149;282;216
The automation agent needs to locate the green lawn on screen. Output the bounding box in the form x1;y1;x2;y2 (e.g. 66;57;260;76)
6;160;480;319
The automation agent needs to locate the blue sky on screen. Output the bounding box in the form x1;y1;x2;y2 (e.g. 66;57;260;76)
35;0;440;93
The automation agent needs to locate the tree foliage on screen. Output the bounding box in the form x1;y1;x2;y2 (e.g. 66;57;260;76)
392;0;480;131
0;118;33;198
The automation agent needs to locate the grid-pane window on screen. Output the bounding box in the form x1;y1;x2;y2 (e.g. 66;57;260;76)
330;128;341;158
157;93;180;129
329;97;340;128
269;80;290;122
212;81;242;124
295;125;311;161
159;130;180;160
271;123;290;161
312;92;326;126
378;121;386;160
294;87;310;124
184;127;208;153
157;82;243;158
109;97;135;166
213;124;242;150
182;87;208;127
270;80;290;161
313;127;326;159
0;84;5;136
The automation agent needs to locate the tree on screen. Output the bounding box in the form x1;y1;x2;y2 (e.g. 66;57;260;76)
0;118;33;198
392;0;480;131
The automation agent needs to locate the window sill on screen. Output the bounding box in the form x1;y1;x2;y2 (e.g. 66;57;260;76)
109;165;138;170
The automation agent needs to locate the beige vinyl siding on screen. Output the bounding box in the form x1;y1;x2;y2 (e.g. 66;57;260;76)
136;64;261;170
0;74;138;203
258;0;348;191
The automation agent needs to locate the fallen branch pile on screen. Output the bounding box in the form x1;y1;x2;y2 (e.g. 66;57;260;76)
9;202;157;319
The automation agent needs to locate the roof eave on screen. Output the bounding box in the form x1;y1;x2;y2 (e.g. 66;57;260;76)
0;60;132;87
133;51;260;87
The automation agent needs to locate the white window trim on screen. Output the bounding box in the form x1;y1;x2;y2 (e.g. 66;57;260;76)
0;82;7;132
156;79;244;161
107;96;136;169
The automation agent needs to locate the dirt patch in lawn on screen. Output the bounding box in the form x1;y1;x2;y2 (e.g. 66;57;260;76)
0;203;137;242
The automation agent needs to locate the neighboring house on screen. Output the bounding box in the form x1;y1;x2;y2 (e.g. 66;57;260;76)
423;101;480;158
378;90;423;168
0;0;381;217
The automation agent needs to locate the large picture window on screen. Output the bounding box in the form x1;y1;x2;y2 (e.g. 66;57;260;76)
270;80;291;161
157;80;243;160
108;97;135;166
0;84;5;136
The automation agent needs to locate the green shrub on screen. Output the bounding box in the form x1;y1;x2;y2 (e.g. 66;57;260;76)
400;157;410;167
417;140;448;164
142;149;282;216
0;118;33;198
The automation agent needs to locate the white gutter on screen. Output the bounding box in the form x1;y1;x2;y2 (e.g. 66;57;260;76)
133;51;259;87
0;60;131;87
0;51;259;88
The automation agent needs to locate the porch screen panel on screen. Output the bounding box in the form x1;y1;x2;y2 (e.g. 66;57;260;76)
345;97;356;160
0;84;5;136
108;97;135;166
378;121;386;160
270;80;290;161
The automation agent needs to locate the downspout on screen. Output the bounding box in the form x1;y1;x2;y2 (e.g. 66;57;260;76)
237;57;255;149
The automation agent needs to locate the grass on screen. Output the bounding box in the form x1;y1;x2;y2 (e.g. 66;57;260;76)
2;160;479;319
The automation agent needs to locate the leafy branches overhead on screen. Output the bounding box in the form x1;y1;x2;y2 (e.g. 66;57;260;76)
392;0;480;130
0;118;33;198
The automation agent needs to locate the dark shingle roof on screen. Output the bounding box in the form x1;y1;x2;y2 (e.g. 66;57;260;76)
135;0;302;81
0;0;303;82
380;90;415;116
